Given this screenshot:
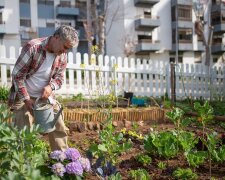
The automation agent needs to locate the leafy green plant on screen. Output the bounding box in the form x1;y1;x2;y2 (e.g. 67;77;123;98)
128;169;150;180
108;172;122;180
157;161;167;170
0;86;9;102
135;154;152;166
132;121;139;132
0;104;50;179
144;131;179;159
0;103;12;122
178;131;198;153
201;132;225;177
88;113;132;165
144;131;158;155
185;150;207;168
166;108;193;155
172;168;198;180
194;101;214;143
72;93;85;101
166;108;193;131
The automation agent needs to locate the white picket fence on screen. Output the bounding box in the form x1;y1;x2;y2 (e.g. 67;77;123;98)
0;46;225;100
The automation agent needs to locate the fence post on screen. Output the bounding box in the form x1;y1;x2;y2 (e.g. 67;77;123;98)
171;62;176;105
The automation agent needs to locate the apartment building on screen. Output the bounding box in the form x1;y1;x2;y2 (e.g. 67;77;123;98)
0;0;81;57
106;0;225;64
0;0;224;64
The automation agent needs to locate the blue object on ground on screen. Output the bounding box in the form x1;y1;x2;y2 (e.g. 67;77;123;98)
131;98;146;106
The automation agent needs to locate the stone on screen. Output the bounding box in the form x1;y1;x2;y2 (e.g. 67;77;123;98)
68;121;78;131
138;121;144;127
124;120;132;128
93;122;101;131
87;121;94;130
77;122;86;132
112;121;118;127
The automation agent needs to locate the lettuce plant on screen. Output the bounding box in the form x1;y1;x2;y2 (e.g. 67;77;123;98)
144;131;179;159
128;169;150;180
135;154;152;166
173;168;198;180
185;150;207;168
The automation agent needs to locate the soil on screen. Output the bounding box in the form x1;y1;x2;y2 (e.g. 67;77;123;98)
67;119;225;180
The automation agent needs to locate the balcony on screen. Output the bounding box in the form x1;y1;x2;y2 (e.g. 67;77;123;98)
171;0;192;6
213;23;225;33
211;44;225;54
211;2;225;12
172;40;193;51
134;0;159;7
135;39;160;54
56;5;79;17
194;41;204;52
135;16;160;31
172;19;193;29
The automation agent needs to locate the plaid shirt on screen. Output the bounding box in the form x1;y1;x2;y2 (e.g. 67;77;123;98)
8;37;67;106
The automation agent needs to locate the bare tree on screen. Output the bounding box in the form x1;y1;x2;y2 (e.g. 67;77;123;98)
83;0;121;55
193;0;213;66
122;35;137;57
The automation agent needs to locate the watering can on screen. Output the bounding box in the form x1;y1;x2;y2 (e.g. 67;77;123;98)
33;97;63;133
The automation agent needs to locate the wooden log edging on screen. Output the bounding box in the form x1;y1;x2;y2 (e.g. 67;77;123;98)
63;107;166;122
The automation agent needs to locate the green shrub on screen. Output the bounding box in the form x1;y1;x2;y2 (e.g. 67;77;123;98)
0;104;51;179
0;86;9;101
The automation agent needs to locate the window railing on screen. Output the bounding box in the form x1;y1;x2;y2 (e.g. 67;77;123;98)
57;4;77;8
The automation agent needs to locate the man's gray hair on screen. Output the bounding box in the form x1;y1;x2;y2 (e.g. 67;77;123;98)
54;25;79;47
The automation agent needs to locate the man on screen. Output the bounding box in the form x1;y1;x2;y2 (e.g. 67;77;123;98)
8;25;79;151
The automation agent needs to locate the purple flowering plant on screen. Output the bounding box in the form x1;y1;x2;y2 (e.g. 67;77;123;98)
49;148;91;179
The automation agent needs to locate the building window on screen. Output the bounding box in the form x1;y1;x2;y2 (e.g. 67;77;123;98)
212;34;223;44
20;18;31;27
59;1;71;7
144;11;151;18
178;28;192;43
60;22;72;26
178;5;192;21
38;0;54;5
46;22;55;28
211;12;221;25
138;35;152;43
20;0;30;3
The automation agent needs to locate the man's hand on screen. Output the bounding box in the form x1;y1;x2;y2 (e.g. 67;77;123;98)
41;85;52;99
24;99;34;114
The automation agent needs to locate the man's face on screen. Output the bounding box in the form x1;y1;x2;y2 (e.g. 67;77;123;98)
53;36;73;55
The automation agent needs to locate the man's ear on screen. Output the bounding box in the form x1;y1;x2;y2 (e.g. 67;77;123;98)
54;34;60;40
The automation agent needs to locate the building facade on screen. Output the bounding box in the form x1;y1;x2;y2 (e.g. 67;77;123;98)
106;0;225;64
0;0;224;64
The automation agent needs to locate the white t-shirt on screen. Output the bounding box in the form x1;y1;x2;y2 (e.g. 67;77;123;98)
25;52;55;97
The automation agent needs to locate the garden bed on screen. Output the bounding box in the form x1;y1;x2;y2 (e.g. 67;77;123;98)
68;120;225;180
